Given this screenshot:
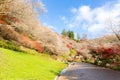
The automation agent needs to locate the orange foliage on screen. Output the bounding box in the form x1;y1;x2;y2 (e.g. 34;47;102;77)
20;34;33;46
66;44;71;49
20;34;43;53
0;26;43;53
2;15;20;23
0;20;7;24
33;41;43;53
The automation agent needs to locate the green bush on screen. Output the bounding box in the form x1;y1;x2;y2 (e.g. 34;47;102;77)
0;40;22;52
20;47;39;55
69;49;76;57
43;47;53;55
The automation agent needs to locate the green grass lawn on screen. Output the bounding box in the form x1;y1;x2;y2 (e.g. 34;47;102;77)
0;48;67;80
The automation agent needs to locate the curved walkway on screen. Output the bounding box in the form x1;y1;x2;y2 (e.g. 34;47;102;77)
57;62;120;80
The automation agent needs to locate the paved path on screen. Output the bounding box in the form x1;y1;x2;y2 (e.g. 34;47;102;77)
57;62;120;80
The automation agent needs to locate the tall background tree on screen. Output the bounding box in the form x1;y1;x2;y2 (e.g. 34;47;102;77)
67;30;74;40
108;19;120;41
61;29;75;40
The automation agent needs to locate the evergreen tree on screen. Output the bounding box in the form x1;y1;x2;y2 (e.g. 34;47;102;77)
67;30;74;40
61;29;75;40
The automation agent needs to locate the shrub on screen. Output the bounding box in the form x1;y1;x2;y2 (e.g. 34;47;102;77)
69;49;76;57
43;47;53;55
20;34;44;53
20;46;39;55
0;40;22;52
33;41;43;53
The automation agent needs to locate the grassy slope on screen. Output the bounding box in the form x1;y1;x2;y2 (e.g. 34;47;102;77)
0;48;67;80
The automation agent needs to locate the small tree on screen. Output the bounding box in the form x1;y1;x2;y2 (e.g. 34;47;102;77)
61;29;75;40
105;17;120;41
61;29;67;37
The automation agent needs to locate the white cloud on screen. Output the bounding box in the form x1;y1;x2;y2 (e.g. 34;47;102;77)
78;6;92;21
61;16;68;24
71;8;77;13
63;0;120;38
43;23;56;30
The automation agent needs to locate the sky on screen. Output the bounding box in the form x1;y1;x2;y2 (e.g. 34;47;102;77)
39;0;120;39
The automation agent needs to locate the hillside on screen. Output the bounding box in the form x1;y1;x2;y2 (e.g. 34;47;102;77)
0;0;70;56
